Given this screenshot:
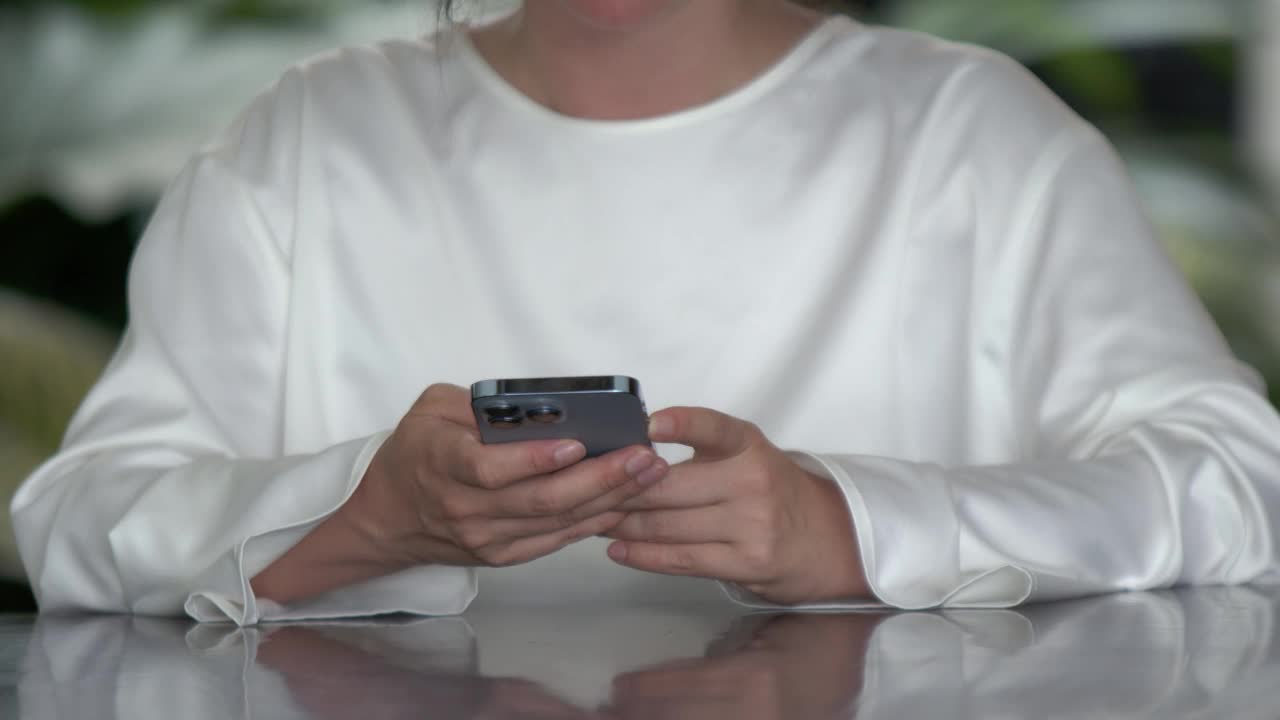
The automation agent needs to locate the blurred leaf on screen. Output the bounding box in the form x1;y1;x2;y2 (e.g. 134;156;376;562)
1190;42;1236;79
1038;47;1141;115
0;291;115;451
0;0;339;22
0;3;434;218
1;421;49;581
879;0;1239;58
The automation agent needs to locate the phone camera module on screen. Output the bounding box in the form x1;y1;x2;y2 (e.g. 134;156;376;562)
526;406;564;424
484;403;518;418
487;414;523;429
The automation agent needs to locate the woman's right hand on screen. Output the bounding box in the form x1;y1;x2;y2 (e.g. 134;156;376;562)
351;383;669;569
252;383;667;605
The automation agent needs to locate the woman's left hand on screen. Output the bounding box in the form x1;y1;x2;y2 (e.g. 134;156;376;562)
605;407;871;605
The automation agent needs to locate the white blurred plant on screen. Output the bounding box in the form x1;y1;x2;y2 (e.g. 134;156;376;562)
0;2;433;220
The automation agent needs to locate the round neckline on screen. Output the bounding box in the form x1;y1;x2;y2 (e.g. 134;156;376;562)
449;14;851;135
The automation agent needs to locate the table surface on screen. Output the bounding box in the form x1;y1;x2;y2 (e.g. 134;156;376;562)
3;586;1279;719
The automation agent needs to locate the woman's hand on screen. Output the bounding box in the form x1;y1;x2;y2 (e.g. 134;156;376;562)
604;407;869;605
606;613;881;720
353;383;669;569
252;384;666;605
258;626;602;720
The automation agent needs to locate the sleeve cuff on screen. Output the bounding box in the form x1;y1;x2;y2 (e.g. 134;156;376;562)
182;431;477;625
768;451;1033;611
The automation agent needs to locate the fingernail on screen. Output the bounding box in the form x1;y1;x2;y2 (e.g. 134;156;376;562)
554;441;586;465
635;459;667;487
625;451;656;479
608;542;628;562
649;415;675;441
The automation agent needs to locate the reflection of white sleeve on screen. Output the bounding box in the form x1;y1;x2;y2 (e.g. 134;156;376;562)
809;129;1280;609
9;74;475;626
19;617;271;720
857;589;1280;719
19;615;479;720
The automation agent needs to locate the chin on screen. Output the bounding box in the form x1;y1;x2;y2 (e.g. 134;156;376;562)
557;0;689;30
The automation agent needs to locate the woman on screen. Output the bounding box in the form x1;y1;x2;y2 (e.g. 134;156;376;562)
12;0;1280;624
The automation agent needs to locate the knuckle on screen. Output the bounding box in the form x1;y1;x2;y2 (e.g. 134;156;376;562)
713;412;736;437
419;383;454;408
426;429;463;473
436;493;471;523
471;545;497;565
602;462;632;493
739;466;770;494
454;523;492;552
641;480;671;506
585;511;624;537
475;546;518;568
527;488;565;516
561;522;591;544
743;504;775;535
646;513;672;539
529;444;557;475
741;541;776;575
469;457;503;490
667;548;696;574
664;411;684;437
555;510;582;530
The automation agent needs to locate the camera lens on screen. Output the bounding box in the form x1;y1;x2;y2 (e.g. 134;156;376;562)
488;414;523;429
526;406;563;424
484;403;518;418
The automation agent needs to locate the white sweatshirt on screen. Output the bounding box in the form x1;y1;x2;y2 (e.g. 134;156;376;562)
12;16;1280;625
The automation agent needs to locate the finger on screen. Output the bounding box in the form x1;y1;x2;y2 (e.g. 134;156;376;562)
606;541;750;582
408;383;476;427
611;654;761;701
614;462;731;512
491;446;666;519
459;503;632;549
484;512;626;567
604;507;734;544
446;432;588;491
551;454;671;525
648;407;759;460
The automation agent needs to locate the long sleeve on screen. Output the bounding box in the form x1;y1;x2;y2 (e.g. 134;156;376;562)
9;73;475;625
802;125;1280;609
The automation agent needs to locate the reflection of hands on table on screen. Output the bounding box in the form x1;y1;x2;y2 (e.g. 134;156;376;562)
607;406;870;604
604;613;882;720
256;625;600;720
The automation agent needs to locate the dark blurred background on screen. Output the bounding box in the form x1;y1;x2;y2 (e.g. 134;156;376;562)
2;0;1278;611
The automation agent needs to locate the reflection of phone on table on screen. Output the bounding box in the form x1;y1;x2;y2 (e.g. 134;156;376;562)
471;376;650;458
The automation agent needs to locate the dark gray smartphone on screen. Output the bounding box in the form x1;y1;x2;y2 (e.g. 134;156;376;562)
471;376;650;458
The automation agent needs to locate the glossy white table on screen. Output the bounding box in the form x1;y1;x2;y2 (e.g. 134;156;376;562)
3;586;1278;719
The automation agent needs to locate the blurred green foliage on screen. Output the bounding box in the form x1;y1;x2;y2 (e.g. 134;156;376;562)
0;292;114;461
0;0;331;23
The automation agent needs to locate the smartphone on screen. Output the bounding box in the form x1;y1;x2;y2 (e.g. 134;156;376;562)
471;376;650;458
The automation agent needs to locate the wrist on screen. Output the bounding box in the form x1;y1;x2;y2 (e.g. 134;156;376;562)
342;449;430;571
806;470;872;601
250;450;416;606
